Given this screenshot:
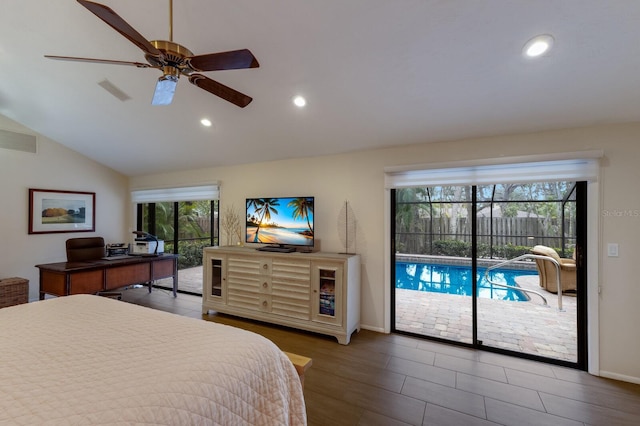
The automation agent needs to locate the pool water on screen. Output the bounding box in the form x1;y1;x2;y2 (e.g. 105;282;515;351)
395;262;537;301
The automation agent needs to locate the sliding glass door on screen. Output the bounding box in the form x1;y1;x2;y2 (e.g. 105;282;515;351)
392;181;585;367
137;200;218;295
394;187;473;344
474;183;579;363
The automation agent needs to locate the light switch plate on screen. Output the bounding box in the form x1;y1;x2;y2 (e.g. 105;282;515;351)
607;243;619;257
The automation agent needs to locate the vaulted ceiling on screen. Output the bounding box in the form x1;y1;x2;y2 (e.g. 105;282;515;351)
2;1;640;176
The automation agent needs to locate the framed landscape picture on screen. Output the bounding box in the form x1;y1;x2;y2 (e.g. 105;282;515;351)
29;189;95;234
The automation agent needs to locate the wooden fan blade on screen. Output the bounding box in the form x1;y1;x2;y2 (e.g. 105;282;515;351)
77;0;162;58
188;74;253;108
187;49;259;72
45;55;155;68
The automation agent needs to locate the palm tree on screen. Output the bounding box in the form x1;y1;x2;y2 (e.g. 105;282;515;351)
146;202;206;241
252;198;280;242
153;202;174;239
246;198;260;215
288;197;314;235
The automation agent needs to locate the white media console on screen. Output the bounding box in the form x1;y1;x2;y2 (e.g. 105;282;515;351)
202;246;360;344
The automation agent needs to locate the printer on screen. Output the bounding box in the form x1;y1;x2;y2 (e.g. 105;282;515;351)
106;243;128;257
131;234;164;255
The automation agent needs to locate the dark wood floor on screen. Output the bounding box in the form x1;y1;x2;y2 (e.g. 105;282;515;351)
120;287;640;426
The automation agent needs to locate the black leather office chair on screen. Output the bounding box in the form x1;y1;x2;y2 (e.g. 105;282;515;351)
65;237;122;299
65;237;105;262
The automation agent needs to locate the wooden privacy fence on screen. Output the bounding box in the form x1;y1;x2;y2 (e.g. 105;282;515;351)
397;216;575;253
475;217;568;245
196;217;211;234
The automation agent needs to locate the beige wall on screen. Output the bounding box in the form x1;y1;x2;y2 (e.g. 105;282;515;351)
131;123;640;383
0;114;129;301
3;110;637;382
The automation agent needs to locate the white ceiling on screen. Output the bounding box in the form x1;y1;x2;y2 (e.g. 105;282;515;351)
2;0;640;176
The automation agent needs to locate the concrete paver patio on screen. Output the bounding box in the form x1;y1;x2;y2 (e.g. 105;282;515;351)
156;266;203;294
395;275;577;362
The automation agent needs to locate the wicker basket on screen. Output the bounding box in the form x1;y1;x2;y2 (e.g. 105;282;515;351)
0;277;29;308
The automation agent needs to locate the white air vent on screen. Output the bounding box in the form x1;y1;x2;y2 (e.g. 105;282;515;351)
0;129;37;153
98;79;132;101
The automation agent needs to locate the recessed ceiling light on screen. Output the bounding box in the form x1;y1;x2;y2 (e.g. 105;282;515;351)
293;96;307;108
200;118;212;127
523;34;554;58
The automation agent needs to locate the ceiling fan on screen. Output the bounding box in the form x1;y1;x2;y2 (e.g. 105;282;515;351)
45;0;259;107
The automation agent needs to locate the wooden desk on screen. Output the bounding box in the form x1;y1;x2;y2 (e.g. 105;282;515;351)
36;255;178;300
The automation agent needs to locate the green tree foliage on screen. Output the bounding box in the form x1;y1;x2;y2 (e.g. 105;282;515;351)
150;201;207;241
396;182;577;258
140;200;217;271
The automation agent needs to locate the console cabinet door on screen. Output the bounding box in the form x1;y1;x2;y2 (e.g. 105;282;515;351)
203;253;226;304
271;258;311;320
311;262;343;326
226;255;266;310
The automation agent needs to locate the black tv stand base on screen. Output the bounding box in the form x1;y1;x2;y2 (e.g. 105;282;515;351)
257;245;296;253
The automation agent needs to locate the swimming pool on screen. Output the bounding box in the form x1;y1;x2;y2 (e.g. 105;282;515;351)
395;262;537;301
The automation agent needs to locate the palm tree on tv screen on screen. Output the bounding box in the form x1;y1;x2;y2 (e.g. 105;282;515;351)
288;197;314;235
252;198;280;242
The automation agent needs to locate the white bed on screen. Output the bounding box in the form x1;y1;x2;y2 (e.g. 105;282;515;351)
0;294;306;425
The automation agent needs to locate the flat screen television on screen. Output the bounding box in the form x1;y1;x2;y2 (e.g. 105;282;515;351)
246;196;314;251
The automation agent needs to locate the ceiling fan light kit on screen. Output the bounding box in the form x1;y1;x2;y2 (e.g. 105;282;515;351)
152;75;178;106
45;0;259;107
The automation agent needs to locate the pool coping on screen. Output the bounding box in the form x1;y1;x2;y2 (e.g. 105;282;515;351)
395;254;537;271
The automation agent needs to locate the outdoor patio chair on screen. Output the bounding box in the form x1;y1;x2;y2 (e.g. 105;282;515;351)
530;245;576;294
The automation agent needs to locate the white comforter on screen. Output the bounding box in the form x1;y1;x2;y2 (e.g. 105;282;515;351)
0;295;306;425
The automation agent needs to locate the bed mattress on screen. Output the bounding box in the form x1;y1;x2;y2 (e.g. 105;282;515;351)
0;294;306;425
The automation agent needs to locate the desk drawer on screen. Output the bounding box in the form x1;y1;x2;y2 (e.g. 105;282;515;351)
69;270;104;294
106;263;150;290
152;258;175;279
40;271;66;297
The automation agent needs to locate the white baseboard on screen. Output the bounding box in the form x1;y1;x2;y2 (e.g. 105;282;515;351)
360;324;386;333
599;370;640;385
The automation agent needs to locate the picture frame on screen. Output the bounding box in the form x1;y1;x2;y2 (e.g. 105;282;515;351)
28;188;95;234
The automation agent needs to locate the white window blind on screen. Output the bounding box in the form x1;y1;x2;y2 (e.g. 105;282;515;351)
131;184;219;203
385;152;602;189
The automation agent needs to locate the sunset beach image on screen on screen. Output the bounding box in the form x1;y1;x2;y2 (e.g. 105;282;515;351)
246;197;314;246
